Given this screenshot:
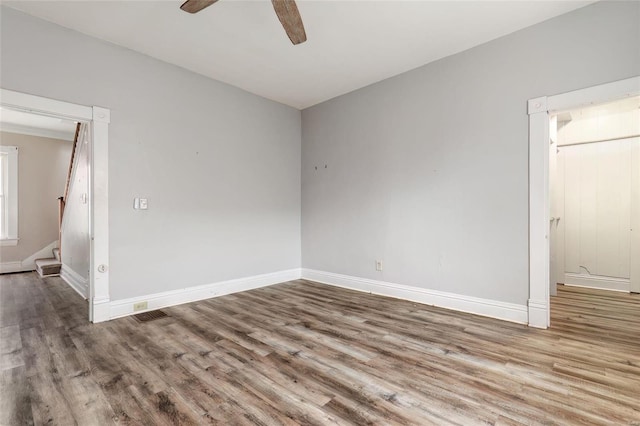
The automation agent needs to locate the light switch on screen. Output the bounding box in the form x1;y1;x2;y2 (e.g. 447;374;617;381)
133;197;148;210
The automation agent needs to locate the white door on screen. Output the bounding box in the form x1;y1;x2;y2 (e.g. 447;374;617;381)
558;137;640;292
632;140;640;293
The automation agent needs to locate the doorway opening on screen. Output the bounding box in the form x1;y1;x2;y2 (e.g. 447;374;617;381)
548;97;639;327
527;76;640;329
1;108;81;270
549;97;640;297
0;88;111;323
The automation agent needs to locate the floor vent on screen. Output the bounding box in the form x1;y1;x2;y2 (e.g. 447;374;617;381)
133;310;168;322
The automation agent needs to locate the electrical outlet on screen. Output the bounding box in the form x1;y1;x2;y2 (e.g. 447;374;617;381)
375;261;383;271
133;301;148;311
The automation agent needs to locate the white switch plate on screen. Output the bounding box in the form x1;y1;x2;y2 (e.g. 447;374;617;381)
133;197;148;210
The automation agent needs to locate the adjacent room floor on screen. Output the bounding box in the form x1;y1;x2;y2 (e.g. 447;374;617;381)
1;273;639;425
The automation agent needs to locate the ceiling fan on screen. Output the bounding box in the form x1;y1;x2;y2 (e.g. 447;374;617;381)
180;0;307;45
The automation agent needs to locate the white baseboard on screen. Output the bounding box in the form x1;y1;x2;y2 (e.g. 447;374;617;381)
92;297;111;323
0;261;31;274
302;269;528;324
109;268;302;320
61;264;89;299
564;273;630;292
0;240;58;274
527;299;549;329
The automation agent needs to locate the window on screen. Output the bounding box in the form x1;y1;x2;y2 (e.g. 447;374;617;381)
0;146;18;246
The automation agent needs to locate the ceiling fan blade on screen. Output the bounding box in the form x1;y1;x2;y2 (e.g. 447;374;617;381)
271;0;307;45
180;0;219;14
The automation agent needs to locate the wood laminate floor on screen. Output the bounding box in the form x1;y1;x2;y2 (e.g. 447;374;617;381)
1;273;639;425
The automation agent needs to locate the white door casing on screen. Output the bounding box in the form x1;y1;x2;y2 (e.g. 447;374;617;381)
528;76;640;328
0;88;110;323
549;115;559;297
555;144;567;289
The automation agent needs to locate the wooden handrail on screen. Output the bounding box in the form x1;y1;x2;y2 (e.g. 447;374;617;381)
58;197;65;253
59;123;81;257
63;123;81;203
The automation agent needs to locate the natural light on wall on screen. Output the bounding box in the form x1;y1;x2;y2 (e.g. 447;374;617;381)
0;145;19;246
555;96;640;146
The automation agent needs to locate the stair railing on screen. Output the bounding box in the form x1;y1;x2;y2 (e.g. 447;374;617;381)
58;123;81;257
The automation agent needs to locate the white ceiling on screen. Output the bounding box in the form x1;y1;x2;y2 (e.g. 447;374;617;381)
4;0;594;109
0;108;77;141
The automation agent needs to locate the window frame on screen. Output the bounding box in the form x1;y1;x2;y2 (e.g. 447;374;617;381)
0;145;18;246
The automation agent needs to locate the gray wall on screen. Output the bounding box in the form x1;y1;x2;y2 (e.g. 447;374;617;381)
0;132;71;262
2;2;638;308
0;7;301;301
301;1;640;305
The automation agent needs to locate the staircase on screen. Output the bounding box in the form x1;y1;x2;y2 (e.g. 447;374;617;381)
35;247;61;277
37;123;81;280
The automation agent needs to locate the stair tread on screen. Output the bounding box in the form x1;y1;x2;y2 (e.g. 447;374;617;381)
35;258;61;267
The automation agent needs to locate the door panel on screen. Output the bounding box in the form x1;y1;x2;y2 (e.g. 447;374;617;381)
560;138;638;290
595;140;631;278
563;147;581;274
